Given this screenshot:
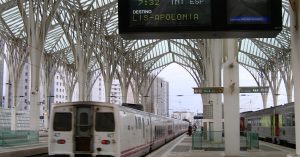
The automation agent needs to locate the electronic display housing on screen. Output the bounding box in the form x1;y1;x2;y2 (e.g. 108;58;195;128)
118;0;282;39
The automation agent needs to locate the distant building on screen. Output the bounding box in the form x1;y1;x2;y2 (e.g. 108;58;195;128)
91;76;122;104
110;79;122;104
15;63;30;111
52;73;67;104
144;77;169;116
1;63;169;117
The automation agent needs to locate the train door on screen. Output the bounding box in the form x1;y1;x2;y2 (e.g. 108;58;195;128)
203;122;208;140
75;106;93;153
142;118;145;140
146;118;151;144
209;122;213;141
271;113;280;137
240;117;245;133
275;114;280;137
271;115;274;137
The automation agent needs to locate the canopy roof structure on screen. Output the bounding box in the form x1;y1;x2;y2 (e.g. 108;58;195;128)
0;0;294;132
0;0;292;92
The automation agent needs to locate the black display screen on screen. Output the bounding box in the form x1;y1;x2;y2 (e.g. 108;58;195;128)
118;0;282;39
228;0;271;24
129;0;211;27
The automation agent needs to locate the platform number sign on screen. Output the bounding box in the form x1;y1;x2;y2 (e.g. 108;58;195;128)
193;87;224;94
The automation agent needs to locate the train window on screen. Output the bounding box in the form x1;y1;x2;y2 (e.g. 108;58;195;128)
79;112;89;132
282;114;286;126
138;117;142;129
292;113;295;126
95;112;115;132
168;125;172;135
135;117;137;129
286;114;292;126
142;118;145;138
53;112;72;131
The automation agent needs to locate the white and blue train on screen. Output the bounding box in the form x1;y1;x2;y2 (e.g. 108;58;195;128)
48;101;189;157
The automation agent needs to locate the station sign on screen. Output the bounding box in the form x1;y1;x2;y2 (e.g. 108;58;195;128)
194;86;269;94
240;86;269;93
193;87;224;94
118;0;282;39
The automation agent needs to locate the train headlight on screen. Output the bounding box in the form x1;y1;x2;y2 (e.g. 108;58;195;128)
101;140;110;145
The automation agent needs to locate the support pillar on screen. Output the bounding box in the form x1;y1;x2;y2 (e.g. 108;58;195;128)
78;56;87;101
211;39;223;142
29;49;42;131
290;2;300;156
223;39;240;156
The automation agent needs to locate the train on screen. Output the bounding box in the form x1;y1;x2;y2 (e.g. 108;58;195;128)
48;101;189;157
240;102;295;148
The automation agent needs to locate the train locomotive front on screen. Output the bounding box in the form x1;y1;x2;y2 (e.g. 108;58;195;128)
48;102;189;157
49;102;120;157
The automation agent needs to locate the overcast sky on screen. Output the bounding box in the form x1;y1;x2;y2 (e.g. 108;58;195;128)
157;63;289;115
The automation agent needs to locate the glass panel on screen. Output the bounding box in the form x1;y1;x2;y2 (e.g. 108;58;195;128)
192;131;224;151
80;112;89;132
53;113;72;131
0;130;38;146
95;112;115;132
246;132;259;149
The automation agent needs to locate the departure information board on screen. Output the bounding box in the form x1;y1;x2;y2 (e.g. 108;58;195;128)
227;0;271;24
119;0;282;39
129;0;211;27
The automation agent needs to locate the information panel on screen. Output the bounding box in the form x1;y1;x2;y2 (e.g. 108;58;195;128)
193;87;224;94
228;0;271;24
129;0;211;27
119;0;282;39
240;86;269;93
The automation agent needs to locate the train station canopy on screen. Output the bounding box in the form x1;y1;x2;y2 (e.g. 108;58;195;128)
0;0;292;86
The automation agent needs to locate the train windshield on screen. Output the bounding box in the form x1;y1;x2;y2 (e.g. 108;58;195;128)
95;112;115;132
53;112;72;131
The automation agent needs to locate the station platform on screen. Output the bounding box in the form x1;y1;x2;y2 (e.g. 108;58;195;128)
0;134;296;157
147;134;296;157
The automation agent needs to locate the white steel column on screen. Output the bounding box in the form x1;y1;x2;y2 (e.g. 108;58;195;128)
290;2;300;156
211;39;223;139
29;49;42;131
77;53;88;101
223;39;240;156
19;0;62;131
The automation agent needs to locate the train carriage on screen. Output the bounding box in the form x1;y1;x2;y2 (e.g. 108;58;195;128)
240;102;295;148
49;101;189;157
118;106;151;157
277;103;295;146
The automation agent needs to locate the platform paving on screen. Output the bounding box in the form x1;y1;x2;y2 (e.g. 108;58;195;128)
147;134;296;157
0;134;296;157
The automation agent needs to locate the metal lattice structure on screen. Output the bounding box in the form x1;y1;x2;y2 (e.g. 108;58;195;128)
0;0;293;129
238;0;292;107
